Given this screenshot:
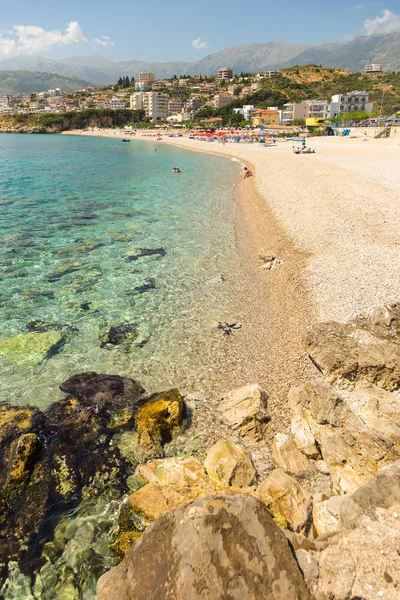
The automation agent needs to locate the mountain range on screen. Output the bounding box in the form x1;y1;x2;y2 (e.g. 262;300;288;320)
1;33;400;88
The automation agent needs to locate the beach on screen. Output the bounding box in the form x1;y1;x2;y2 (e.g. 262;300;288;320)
63;129;400;400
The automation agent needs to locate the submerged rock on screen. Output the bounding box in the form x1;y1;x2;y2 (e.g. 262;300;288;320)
0;331;64;365
46;260;83;281
97;495;313;600
133;278;156;293
124;248;166;262
100;324;139;348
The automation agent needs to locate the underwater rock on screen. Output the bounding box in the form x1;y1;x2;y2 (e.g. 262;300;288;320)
0;403;41;447
59;372;145;408
133;278;156;293
124;248;166;262
0;331;64;365
212;320;242;335
26;319;78;334
54;239;105;257
100;324;139;348
46;260;83;281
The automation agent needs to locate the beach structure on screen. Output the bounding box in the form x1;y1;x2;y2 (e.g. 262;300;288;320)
330;91;373;116
364;64;382;73
130;91;169;122
218;67;233;80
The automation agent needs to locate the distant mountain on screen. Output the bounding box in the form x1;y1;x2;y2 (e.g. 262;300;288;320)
284;33;400;71
189;42;310;75
1;32;400;87
0;70;94;94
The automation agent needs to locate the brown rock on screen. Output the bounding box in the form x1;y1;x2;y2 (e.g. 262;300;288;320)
258;468;312;532
272;433;310;475
204;439;255;488
135;388;185;456
97;495;313;600
218;384;269;441
304;320;400;391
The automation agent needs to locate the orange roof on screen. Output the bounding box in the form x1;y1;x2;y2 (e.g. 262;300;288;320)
254;109;279;114
203;117;223;123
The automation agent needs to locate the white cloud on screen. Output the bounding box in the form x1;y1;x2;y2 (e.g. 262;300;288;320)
192;37;208;50
94;35;114;47
364;9;400;35
0;21;87;59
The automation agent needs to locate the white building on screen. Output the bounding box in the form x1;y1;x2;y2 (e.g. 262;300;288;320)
130;92;169;121
108;97;127;109
135;81;150;91
364;64;382;73
233;105;256;121
330;91;373;116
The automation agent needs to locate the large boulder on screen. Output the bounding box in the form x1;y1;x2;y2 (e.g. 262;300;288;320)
366;302;400;340
257;469;312;532
288;380;399;494
0;331;64;365
97;495;313;600
304;320;400;391
204;439;255;488
218;384;269;441
299;507;400;600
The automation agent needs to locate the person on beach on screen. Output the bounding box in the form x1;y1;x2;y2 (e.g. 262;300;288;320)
244;167;253;179
363;131;367;142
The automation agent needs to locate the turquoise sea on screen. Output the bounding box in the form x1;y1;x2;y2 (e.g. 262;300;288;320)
0;134;242;408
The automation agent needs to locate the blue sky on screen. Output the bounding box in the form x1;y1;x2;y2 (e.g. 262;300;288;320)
1;1;400;62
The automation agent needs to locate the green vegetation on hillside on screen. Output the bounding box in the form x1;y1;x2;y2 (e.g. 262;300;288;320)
0;70;93;95
0;108;145;133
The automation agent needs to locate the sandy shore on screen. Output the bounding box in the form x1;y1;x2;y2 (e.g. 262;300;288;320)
63;128;400;428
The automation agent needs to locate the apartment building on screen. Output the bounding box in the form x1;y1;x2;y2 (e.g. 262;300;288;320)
135;81;150;91
218;67;233;80
108;97;127;109
213;93;232;108
182;96;203;120
130;92;169;121
168;99;183;114
330;91;373;116
282;99;330;124
252;109;280;127
364;64;382;73
139;72;155;83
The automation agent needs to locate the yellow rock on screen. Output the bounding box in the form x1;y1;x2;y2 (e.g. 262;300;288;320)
135;389;184;455
204;439;255;488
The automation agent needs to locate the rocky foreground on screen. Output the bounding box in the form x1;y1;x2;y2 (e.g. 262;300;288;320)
1;303;400;598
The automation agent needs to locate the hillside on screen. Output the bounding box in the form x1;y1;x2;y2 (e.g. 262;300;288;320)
0;70;94;94
1;32;400;83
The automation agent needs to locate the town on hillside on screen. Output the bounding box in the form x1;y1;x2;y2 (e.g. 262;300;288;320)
1;64;399;129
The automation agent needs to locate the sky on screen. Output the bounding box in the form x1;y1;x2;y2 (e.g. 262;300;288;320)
1;0;400;63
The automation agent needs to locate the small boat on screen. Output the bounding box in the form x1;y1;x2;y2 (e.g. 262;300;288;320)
121;139;131;143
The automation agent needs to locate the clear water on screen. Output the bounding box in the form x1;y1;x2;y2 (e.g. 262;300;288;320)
0;134;242;408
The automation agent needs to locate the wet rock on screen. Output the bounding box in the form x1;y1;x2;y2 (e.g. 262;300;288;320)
97;495;312;600
135;389;185;457
204;439;255;488
100;324;138;348
0;404;41;447
218;384;269;441
20;290;55;299
305;320;400;391
26;319;78;334
272;433;310;475
124;248;166;262
0;331;64;365
59;372;145;409
54;239;104;257
110;531;142;562
257;468;312;532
